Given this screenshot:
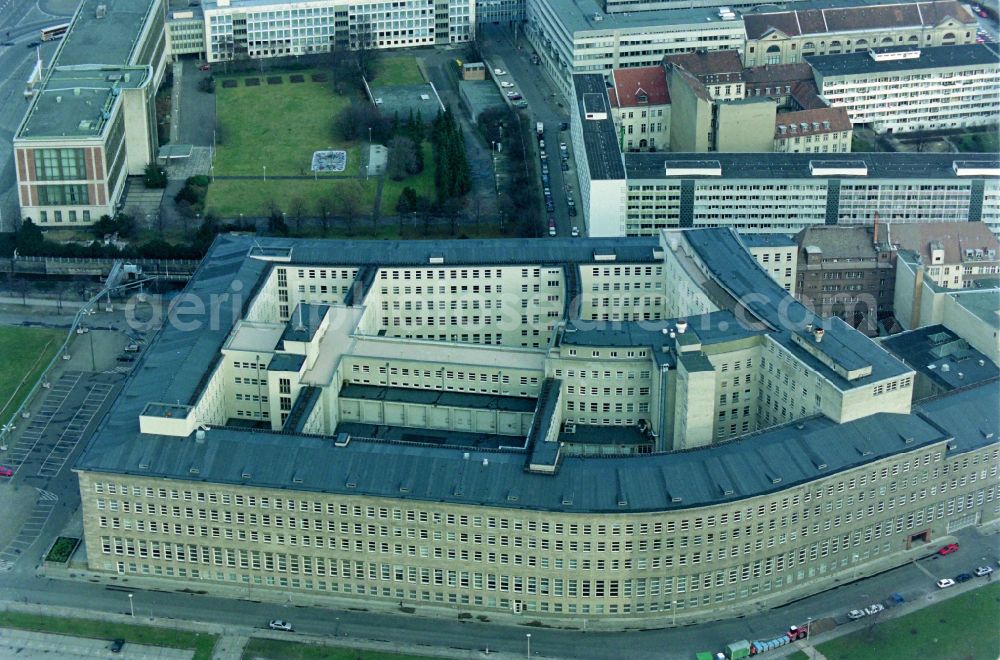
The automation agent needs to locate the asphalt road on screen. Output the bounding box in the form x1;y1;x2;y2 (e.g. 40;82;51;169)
0;0;75;232
477;24;583;238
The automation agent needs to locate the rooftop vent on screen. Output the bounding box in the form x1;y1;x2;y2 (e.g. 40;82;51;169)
676;319;688;334
814;328;825;343
241;472;251;479
96;3;107;18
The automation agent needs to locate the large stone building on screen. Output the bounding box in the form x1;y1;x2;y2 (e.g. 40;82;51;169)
74;232;999;626
13;0;168;227
608;66;673;153
742;0;978;67
807;44;1000;134
793;225;895;335
568;95;1000;238
201;0;474;62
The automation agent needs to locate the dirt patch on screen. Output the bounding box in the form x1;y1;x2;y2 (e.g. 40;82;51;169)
266;76;283;85
311;73;328;82
289;75;305;83
221;79;238;89
245;77;260;86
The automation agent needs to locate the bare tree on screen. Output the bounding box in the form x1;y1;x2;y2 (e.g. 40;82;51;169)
316;195;334;236
354;16;378;80
289;197;308;234
338;180;363;236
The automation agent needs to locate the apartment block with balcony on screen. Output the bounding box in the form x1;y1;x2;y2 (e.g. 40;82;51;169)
807;44;1000;134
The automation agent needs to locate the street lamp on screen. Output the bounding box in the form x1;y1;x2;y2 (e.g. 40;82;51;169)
525;633;531;658
128;593;134;617
806;616;812;659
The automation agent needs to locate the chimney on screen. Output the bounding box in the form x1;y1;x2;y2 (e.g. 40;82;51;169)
676;319;688;334
814;328;825;343
873;211;880;245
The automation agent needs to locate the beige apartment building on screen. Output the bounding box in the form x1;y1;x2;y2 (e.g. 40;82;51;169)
75;233;998;627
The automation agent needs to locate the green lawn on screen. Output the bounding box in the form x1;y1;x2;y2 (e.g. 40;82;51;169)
0;326;64;422
214;72;361;177
369;57;425;86
816;583;1000;660
955;130;999;153
205;179;377;218
243;637;438;660
0;612;217;660
381;142;436;213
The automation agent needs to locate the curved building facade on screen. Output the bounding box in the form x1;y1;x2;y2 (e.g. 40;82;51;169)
75;232;1000;626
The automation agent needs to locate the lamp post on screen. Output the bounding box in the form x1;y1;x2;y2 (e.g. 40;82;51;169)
128;593;134;617
806;616;812;659
525;633;531;658
263;165;266;181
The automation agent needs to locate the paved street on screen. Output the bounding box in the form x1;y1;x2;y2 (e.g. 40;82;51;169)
477;25;582;237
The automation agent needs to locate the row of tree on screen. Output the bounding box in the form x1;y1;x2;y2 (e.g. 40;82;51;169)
431;110;471;204
477;107;542;237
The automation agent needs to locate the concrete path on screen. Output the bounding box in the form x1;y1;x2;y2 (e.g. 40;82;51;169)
210;633;248;660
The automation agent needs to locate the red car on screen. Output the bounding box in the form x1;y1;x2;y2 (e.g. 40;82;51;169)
0;466;13;477
198;63;210;71
937;543;959;555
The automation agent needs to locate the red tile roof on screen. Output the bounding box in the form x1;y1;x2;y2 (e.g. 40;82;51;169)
744;0;975;40
774;107;852;138
610;65;670;108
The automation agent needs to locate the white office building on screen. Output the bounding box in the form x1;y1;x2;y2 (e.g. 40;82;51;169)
808;45;1000;134
202;0;474;62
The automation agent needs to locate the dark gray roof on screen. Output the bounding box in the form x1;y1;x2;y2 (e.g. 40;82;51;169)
559;424;649;446
74;379;998;513
560;310;764;352
55;0;160;67
880;325;1000;392
269;235;662;266
683;228;911;390
281;304;329;345
808;45;999;78
267;353;306;372
335;423;521;451
625;152;1000;180
794;226;877;259
573;74;626;182
340;384;536;413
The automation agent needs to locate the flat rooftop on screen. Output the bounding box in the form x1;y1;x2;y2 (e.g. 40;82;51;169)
573;74;626;182
808;44;1000;78
339;384;537;414
880;325;999;392
55;0;160;67
560;310;764;351
625;152;1000;181
950;290;1000;330
17;66;148;140
740;234;796;249
225;320;284;353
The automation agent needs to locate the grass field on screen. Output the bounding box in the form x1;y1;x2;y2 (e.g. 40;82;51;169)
815;583;1000;660
0;326;64;423
205;179;377;218
370;57;425;86
0;612;217;660
214;72;361;177
381;142;436;213
243;638;438;660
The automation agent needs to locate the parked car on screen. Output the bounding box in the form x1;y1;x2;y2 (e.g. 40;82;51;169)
559;122;569;131
561;161;569;171
494;68;506;75
560;142;568;151
542;174;549;185
110;638;125;653
864;603;885;615
505;91;520;98
27;41;40;48
268;619;293;631
938;543;960;555
847;609;866;620
568;206;577;217
545;201;554;212
539;150;547;160
936;578;955;588
117;356;135;363
514;100;528;108
954;572;973;583
0;466;13;477
571;226;580;237
500;81;514;88
974;566;994;577
198;63;210;71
